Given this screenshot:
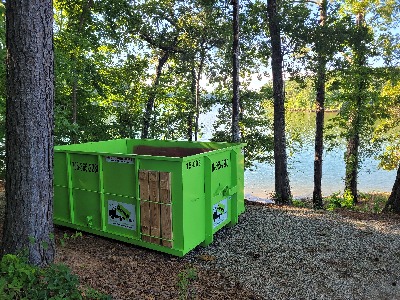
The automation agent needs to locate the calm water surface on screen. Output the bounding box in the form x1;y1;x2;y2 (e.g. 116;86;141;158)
201;110;397;199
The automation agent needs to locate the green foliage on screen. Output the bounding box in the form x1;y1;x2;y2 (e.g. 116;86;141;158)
292;199;308;208
212;87;274;169
357;192;389;213
325;191;355;210
372;75;400;170
0;254;110;300
177;265;197;300
59;231;83;248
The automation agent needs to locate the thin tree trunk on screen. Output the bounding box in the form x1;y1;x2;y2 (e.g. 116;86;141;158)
344;12;366;204
194;54;205;142
141;51;169;139
3;0;55;266
313;0;327;209
187;67;196;141
70;0;93;144
231;0;241;143
383;164;400;214
71;77;78;143
345;126;360;201
72;79;77;124
267;0;292;204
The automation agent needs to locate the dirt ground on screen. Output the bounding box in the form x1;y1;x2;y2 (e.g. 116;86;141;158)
53;226;259;299
0;186;259;300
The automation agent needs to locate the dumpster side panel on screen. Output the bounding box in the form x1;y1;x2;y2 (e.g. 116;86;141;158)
53;186;70;222
102;155;136;197
69;153;100;191
234;148;245;214
72;189;102;230
54;152;68;187
209;151;233;202
182;156;205;251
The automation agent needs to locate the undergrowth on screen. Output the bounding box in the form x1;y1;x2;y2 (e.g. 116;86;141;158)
0;253;110;300
289;192;389;213
324;192;389;213
177;265;198;300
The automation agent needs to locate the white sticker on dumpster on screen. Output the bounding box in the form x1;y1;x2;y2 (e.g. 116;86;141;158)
108;200;136;230
213;197;230;228
106;156;134;164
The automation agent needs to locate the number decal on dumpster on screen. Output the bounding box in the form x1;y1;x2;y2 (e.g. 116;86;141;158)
211;159;229;172
186;159;201;170
108;200;136;230
212;197;230;228
71;161;99;173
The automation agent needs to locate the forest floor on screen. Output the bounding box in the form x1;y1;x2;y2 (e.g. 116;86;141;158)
0;182;258;299
1;182;400;299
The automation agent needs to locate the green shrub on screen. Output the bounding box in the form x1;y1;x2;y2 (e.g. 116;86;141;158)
358;192;388;213
59;231;83;247
0;254;110;300
325;191;354;211
292;199;307;208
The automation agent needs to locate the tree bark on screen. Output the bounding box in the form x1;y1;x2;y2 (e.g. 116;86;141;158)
71;77;78;143
187;67;196;141
267;0;292;204
3;0;55;266
313;0;327;209
383;164;400;214
344;12;366;204
231;0;241;143
70;0;94;144
194;53;205;142
141;51;169;139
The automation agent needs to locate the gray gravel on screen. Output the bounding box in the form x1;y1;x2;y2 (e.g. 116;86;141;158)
185;204;400;300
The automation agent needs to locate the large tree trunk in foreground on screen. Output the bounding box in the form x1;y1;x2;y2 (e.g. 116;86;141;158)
313;0;327;209
231;0;241;143
383;165;400;214
267;0;292;204
3;0;55;267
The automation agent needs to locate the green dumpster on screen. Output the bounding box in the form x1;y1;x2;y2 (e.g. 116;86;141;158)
53;139;245;256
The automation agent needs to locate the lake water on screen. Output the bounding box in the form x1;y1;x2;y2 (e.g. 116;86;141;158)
200;109;397;200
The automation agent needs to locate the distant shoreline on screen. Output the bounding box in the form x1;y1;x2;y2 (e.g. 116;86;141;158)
286;108;339;112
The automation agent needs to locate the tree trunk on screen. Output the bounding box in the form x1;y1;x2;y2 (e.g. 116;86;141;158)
187;67;196;141
71;76;78;143
231;0;241;143
313;0;327;209
194;54;205;142
141;52;169;139
3;0;55;267
344;12;366;204
267;0;292;204
344;128;360;201
383;164;400;214
70;0;93;144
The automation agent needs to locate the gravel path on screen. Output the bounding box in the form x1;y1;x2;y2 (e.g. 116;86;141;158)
185;203;400;300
